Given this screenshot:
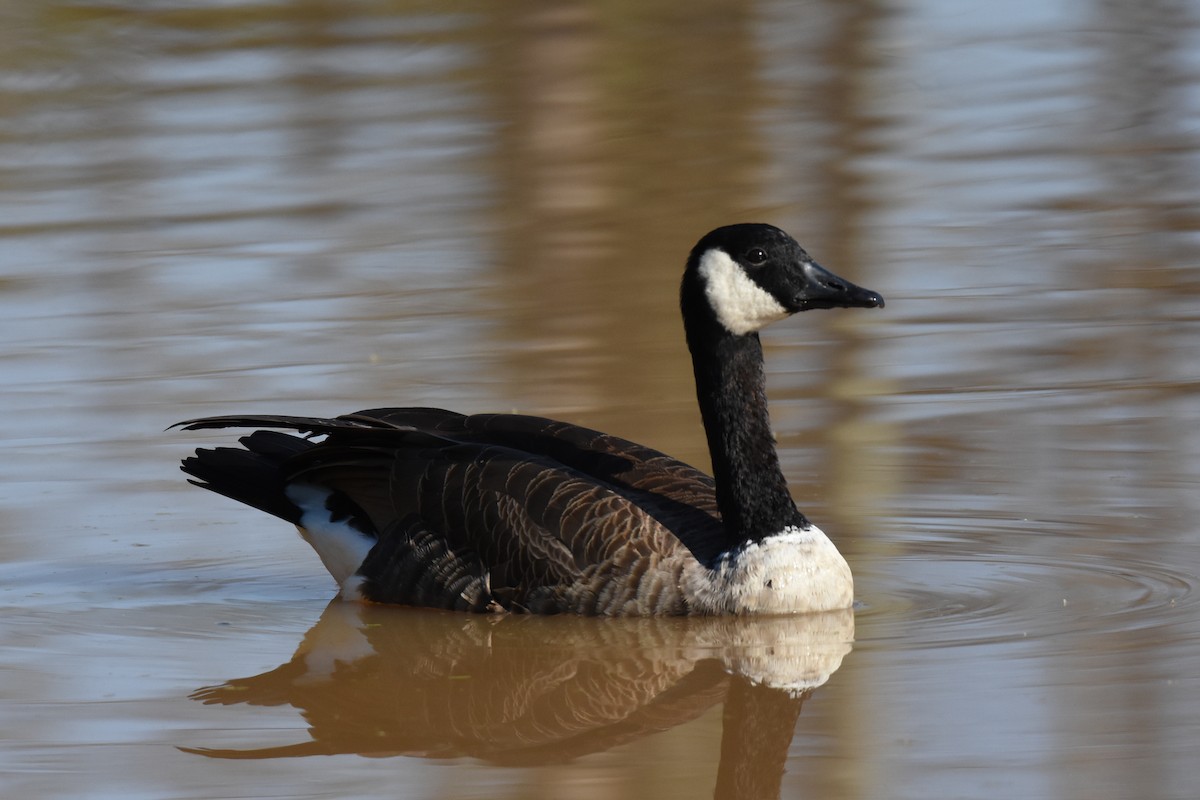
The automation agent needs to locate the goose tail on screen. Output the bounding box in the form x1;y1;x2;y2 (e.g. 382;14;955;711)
181;430;376;596
180;430;310;524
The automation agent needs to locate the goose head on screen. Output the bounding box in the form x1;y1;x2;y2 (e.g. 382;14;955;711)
682;223;884;337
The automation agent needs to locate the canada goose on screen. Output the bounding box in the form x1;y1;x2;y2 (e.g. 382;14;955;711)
177;223;884;615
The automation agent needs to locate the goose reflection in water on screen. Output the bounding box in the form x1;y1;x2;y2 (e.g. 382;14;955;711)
184;604;853;798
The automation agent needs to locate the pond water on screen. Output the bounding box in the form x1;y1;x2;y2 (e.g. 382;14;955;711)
1;2;1198;798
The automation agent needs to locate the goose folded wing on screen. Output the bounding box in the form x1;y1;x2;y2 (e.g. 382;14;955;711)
345;408;728;563
286;439;696;615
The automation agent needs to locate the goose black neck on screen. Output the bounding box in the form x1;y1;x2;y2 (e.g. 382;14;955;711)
682;284;808;547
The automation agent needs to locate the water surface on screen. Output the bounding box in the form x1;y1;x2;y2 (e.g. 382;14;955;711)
1;2;1198;799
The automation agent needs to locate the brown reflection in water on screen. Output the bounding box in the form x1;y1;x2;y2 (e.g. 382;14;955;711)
799;0;894;548
785;6;893;800
475;0;774;460
185;602;852;799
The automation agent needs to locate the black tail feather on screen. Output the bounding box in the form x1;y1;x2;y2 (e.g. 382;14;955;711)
181;431;315;524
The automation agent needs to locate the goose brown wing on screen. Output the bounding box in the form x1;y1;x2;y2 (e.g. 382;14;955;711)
349;408;728;563
177;409;728;563
282;437;698;615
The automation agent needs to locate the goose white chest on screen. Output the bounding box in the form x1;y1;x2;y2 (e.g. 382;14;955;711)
683;525;854;615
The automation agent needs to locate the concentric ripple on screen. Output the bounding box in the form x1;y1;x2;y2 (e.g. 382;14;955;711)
853;522;1198;651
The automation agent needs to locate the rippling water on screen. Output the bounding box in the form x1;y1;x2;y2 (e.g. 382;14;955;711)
1;2;1198;799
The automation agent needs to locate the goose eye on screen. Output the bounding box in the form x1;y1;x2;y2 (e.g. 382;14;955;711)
744;248;768;266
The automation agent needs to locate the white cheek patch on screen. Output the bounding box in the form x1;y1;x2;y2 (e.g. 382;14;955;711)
697;248;790;335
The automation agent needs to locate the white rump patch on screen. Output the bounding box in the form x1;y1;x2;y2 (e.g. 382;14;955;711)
285;483;374;596
697;248;790;335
